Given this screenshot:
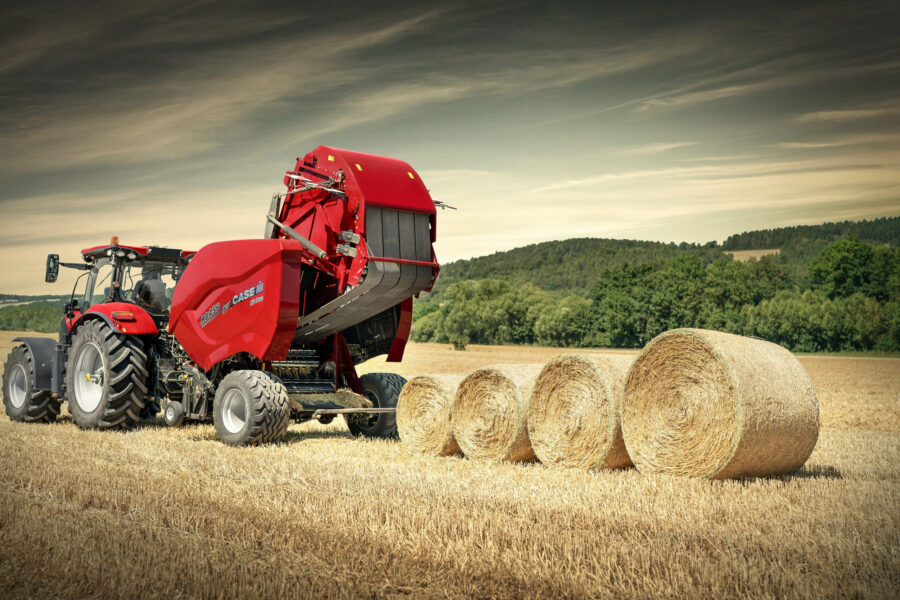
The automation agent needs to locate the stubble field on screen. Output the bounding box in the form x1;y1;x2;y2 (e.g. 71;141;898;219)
1;331;898;598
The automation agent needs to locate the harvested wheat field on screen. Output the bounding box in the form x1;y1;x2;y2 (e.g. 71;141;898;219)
727;248;780;262
1;332;899;599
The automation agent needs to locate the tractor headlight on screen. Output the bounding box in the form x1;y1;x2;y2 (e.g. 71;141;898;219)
127;253;137;260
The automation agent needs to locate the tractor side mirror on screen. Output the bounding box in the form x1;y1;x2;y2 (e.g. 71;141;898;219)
45;254;59;283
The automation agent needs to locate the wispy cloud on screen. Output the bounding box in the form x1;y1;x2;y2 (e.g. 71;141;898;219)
776;133;900;149
632;57;900;114
0;10;444;174
795;108;900;122
620;142;697;155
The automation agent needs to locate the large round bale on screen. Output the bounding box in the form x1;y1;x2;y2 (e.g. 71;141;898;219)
452;364;543;463
528;354;635;470
623;328;819;479
397;375;463;456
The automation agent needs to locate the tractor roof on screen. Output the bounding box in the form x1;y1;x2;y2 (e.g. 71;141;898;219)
81;242;195;261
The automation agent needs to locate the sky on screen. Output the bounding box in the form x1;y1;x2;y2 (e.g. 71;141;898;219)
1;0;898;294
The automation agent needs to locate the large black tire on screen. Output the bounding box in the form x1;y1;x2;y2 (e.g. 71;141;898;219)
346;373;406;439
141;397;161;421
2;345;61;423
213;370;290;446
65;319;149;430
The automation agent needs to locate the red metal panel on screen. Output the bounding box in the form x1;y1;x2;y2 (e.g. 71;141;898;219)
317;147;436;214
169;239;303;370
77;303;158;335
386;297;413;362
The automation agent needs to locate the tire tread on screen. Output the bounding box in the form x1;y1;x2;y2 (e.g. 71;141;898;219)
2;345;61;423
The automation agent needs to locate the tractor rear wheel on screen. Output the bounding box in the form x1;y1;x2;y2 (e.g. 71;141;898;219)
346;373;406;439
66;320;149;430
212;370;290;446
2;345;61;423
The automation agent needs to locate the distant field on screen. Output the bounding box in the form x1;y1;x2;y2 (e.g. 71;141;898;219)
726;248;780;261
1;334;899;598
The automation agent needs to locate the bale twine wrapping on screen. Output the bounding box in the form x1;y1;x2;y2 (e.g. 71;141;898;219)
623;328;819;479
397;375;464;456
528;354;635;470
452;364;543;462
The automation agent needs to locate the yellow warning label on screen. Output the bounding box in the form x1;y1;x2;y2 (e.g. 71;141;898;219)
327;155;334;162
355;163;363;171
408;172;415;179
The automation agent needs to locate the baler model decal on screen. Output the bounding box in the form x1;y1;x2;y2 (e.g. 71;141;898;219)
200;303;221;328
200;280;264;328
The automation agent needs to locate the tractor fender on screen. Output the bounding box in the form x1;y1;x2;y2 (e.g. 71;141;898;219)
74;303;159;336
11;337;56;391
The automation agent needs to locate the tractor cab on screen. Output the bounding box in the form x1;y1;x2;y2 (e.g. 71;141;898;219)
49;238;195;330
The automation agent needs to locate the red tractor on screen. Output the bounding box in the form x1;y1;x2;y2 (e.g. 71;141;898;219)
2;147;441;445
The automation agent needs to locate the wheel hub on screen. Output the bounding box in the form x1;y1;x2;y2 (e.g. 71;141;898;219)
221;388;247;434
73;342;105;413
8;364;27;409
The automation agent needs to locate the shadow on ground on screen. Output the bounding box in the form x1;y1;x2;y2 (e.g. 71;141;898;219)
756;465;844;482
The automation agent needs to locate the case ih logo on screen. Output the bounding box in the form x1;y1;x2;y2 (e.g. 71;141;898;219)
200;281;264;328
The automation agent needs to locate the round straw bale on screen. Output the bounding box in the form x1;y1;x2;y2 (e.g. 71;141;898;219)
397;375;463;456
623;328;819;479
452;364;543;463
529;354;635;470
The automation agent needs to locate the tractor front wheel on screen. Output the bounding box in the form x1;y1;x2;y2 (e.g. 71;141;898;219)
346;373;406;439
2;345;61;423
66;320;149;430
212;370;290;446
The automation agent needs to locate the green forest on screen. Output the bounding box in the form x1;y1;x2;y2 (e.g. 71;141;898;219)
412;217;900;352
3;217;899;351
0;302;62;333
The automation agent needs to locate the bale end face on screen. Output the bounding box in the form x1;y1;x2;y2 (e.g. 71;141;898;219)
529;354;633;470
623;329;819;479
452;366;540;463
397;375;462;457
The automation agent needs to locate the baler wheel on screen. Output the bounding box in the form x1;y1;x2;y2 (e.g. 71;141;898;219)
66;320;149;430
164;400;185;427
212;370;290;446
346;373;406;439
2;345;61;423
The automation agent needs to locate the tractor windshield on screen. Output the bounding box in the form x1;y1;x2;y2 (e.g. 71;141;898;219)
121;262;179;315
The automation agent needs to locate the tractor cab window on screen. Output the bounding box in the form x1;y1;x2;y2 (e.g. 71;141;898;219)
121;262;178;315
87;264;115;309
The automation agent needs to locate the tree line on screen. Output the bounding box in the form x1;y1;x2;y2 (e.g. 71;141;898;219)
0;302;61;333
722;216;899;250
412;237;900;352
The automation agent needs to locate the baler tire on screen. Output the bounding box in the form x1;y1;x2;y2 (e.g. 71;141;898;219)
2;345;61;423
212;370;290;446
65;319;149;430
346;373;406;439
164;400;185;427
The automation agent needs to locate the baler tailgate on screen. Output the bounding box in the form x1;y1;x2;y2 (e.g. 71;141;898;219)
293;207;433;343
